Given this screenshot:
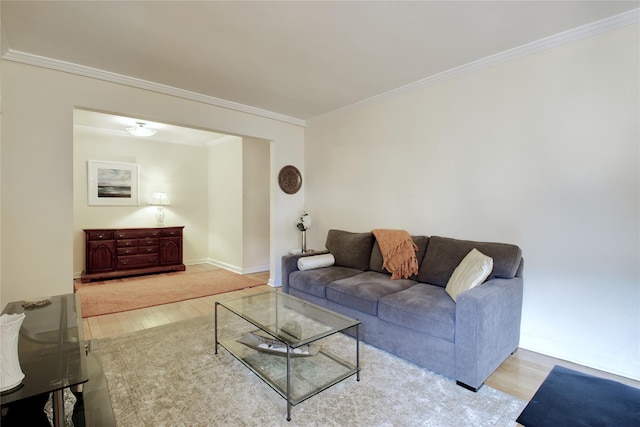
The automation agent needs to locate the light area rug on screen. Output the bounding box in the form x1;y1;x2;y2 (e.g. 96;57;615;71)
75;269;265;318
98;311;526;426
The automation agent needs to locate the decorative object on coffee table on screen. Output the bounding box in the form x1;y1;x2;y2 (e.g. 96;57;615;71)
236;332;319;357
278;165;302;194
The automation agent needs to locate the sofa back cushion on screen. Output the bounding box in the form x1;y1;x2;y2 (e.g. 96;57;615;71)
325;229;374;271
369;235;429;278
418;236;522;287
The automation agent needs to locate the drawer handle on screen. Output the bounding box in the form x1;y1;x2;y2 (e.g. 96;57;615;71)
125;249;131;254
149;257;157;262
125;241;131;246
120;259;129;265
147;248;153;252
117;233;124;238
97;233;105;239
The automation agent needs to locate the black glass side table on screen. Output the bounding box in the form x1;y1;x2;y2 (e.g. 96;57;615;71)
1;294;89;426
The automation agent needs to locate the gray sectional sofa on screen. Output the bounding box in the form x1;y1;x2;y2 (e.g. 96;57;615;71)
281;229;523;391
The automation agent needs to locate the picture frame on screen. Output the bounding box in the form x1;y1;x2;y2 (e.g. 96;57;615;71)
88;160;139;206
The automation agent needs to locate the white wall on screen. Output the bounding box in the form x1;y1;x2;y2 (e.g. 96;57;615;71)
208;137;243;269
305;25;639;380
242;137;270;272
207;136;270;273
73;124;210;274
1;61;305;306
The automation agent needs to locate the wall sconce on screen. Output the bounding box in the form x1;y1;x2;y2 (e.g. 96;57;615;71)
148;192;171;226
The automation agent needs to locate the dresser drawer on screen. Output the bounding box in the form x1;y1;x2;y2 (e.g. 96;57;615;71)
138;245;158;254
139;238;159;246
117;254;159;270
117;247;138;256
87;231;113;241
160;228;182;237
117;239;137;248
115;229;160;239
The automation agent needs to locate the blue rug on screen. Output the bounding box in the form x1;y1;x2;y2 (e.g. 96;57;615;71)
517;365;640;427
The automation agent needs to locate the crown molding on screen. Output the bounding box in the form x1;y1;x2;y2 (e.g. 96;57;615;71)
307;8;640;125
1;49;306;127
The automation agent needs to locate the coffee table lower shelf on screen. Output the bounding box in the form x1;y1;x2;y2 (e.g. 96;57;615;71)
218;334;359;419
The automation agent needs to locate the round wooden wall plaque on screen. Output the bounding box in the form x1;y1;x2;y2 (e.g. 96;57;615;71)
278;165;302;194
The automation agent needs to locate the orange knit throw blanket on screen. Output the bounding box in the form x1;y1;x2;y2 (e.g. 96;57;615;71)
372;229;419;280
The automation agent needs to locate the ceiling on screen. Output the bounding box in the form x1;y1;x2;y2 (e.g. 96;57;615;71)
2;1;638;124
73;109;230;146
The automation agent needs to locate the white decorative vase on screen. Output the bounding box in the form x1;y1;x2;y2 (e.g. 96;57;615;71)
0;313;26;392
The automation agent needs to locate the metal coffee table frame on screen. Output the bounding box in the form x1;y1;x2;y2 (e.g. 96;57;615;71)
214;291;360;421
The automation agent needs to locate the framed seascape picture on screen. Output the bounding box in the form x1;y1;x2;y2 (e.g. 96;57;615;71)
88;160;139;206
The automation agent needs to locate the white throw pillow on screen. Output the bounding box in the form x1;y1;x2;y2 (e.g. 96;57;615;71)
445;249;493;302
297;253;335;271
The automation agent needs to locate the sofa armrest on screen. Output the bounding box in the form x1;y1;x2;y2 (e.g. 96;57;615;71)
281;251;329;293
454;276;523;390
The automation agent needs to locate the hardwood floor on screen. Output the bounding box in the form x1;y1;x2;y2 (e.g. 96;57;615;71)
80;264;639;405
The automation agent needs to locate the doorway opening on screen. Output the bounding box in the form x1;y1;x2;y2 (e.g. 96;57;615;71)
72;108;271;280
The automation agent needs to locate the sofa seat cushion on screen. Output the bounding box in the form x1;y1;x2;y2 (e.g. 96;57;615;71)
289;266;363;298
378;283;456;342
326;271;417;316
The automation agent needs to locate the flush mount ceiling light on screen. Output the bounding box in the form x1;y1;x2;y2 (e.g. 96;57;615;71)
126;122;156;137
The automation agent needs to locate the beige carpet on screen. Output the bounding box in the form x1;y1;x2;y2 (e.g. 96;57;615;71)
75;269;266;318
98;311;526;426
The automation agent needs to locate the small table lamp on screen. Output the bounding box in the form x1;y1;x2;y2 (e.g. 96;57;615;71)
149;192;171;226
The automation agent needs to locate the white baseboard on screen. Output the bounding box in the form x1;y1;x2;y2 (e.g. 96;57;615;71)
185;258;209;265
203;259;270;276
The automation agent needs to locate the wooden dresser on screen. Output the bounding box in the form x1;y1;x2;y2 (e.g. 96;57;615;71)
81;226;186;283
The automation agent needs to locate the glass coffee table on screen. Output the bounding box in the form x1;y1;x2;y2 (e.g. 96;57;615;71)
214;290;360;421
